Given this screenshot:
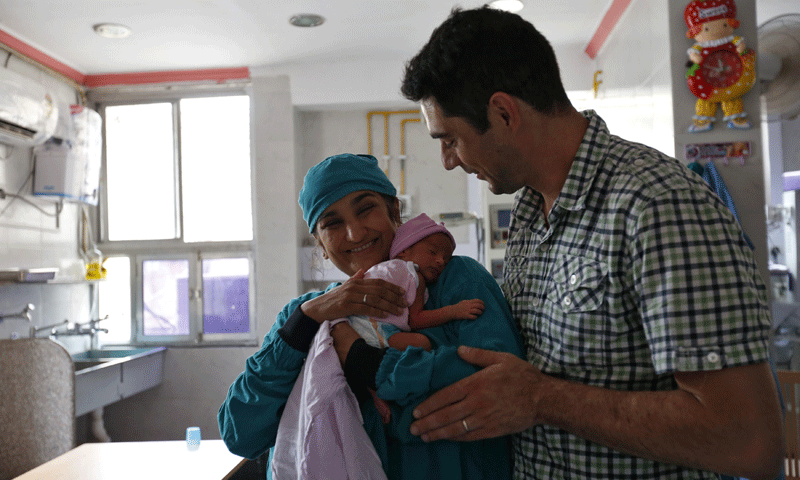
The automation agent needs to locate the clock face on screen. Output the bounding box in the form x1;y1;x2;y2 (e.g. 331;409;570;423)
686;43;755;101
699;48;743;88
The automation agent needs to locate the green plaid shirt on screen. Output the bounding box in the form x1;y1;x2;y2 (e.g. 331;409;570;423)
503;111;771;479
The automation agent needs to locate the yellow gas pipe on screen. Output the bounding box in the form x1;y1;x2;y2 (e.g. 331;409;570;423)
399;118;421;195
367;109;420;178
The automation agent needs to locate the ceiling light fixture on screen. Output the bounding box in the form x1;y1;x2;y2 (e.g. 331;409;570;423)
488;0;524;13
93;23;132;39
289;14;325;28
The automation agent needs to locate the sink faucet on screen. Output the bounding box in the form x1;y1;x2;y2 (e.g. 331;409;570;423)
0;303;35;338
89;316;110;333
53;315;109;349
33;319;70;337
89;316;109;350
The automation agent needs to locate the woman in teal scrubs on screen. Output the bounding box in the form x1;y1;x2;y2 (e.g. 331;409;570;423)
218;153;523;479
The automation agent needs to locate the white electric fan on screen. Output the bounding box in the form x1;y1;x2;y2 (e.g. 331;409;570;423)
762;15;800;369
758;14;800;120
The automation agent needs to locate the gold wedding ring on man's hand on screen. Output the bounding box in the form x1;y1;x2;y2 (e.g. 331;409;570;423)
363;294;368;304
462;419;470;433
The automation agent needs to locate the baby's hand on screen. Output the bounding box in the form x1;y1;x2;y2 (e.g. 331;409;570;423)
455;299;485;319
369;388;392;424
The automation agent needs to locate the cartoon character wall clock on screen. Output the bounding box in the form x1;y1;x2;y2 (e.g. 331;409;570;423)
684;0;756;133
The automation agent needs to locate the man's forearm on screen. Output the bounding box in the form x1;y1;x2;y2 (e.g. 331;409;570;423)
535;363;782;480
411;351;782;480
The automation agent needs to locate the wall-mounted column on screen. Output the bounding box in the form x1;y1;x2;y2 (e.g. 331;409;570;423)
668;0;769;286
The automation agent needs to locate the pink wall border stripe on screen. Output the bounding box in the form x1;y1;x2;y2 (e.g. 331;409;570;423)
1;28;249;88
584;0;634;59
0;28;85;83
83;67;250;87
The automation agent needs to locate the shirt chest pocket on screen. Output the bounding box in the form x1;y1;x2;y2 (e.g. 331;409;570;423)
550;256;607;313
502;255;527;299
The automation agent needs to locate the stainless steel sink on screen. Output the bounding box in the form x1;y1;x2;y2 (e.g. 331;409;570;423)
71;347;166;416
72;347;161;360
72;347;164;373
73;360;107;371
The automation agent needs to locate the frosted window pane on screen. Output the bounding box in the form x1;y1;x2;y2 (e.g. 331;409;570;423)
97;256;131;344
105;103;177;240
180;96;252;242
202;257;250;334
143;259;189;336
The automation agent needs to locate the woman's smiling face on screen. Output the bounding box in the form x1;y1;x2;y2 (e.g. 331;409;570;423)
314;190;400;276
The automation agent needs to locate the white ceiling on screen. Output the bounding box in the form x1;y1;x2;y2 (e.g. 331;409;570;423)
0;1;795;76
0;0;617;75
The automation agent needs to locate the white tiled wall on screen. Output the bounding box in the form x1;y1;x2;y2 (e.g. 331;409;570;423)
0;56;93;352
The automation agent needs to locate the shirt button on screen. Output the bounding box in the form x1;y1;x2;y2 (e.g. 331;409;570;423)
569;274;578;285
634;159;645;167
562;297;572;307
532;298;540;307
706;352;720;364
540;243;549;252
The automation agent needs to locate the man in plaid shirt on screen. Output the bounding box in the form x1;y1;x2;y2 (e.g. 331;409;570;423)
401;6;783;480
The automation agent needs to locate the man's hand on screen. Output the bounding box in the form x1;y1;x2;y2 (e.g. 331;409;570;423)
409;346;543;442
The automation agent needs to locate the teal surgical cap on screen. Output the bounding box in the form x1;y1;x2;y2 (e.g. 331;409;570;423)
299;153;397;233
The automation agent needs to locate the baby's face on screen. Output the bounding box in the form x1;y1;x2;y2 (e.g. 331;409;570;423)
397;233;454;284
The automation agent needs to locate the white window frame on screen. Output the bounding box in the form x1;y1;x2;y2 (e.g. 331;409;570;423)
196;251;256;343
128;251;256;345
133;252;196;344
94;84;257;346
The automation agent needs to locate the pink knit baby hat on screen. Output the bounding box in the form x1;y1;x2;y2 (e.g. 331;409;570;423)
390;213;456;259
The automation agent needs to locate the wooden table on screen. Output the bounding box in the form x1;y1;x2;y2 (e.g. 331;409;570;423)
14;440;247;479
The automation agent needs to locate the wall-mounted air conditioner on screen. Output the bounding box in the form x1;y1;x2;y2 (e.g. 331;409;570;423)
0;67;58;146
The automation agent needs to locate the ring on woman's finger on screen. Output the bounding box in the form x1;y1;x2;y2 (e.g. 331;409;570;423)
363;294;368;304
462;419;470;433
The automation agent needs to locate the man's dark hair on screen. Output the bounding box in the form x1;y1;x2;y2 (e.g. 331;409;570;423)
401;6;571;133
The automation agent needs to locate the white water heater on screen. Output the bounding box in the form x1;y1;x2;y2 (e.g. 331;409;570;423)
33;105;102;205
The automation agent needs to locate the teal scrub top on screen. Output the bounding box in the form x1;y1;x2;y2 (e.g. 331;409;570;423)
218;256;524;479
